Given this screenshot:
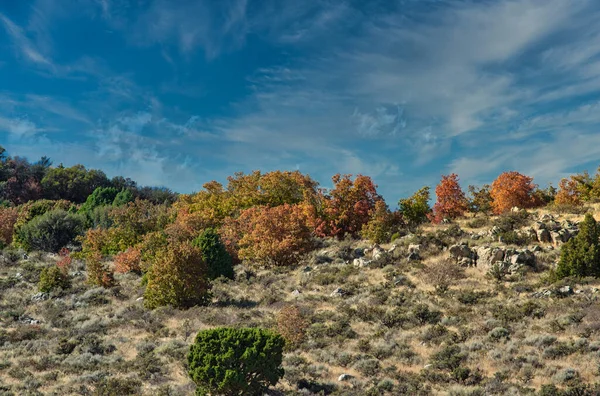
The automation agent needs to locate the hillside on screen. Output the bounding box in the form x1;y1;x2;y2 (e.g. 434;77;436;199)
3;206;600;395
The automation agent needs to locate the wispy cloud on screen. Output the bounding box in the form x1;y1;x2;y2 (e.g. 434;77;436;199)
0;13;54;68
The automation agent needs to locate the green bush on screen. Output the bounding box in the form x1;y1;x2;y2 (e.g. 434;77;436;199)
79;187;119;215
38;266;70;292
556;213;600;279
398;186;431;229
187;327;285;395
144;241;210;309
192;228;234;280
17;209;85;252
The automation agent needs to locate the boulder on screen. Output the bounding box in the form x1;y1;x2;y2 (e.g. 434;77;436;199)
407;251;421;261
291;289;301;296
408;244;421;253
353;258;372;268
338;374;354;382
31;292;49;302
533;221;547;231
372;246;386;261
449;244;474;260
330;288;348;297
476;246;505;269
537;228;552;243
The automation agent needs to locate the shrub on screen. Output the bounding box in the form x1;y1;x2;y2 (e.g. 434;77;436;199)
192;228;234;280
398;186;431;229
468;184;493;214
361;200;404;244
430;174;468;223
114;247;142;274
79;187;119;215
86;252;116;288
555;177;582;206
187;327;285;395
421;257;464;294
276;305;308;350
490;171;539;214
39;266;70;292
556;213;600;279
17;209;85;252
430;345;466;371
144;240;210;309
0;206;18;248
221;204;315;267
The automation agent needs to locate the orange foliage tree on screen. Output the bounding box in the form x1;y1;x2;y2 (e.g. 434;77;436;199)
276;305;309;350
490;171;538;214
430;174;468;223
0;207;18;247
315;174;382;238
114;247;142;274
221;203;315;267
555;177;583;206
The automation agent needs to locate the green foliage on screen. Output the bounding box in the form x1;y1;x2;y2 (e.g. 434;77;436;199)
556;213;600;279
38;266;70;292
79;187;120;214
17;209;85;252
144;240;210;309
192;228;234;280
430;344;466;371
398;186;431;229
187;327;285;396
41;164;111;203
112;189;134;206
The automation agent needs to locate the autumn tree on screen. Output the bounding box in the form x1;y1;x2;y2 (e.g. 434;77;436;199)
0;207;18;248
114;247;142;274
314;174;382;238
276;305;309;350
398;186;431;229
41;164;111;203
430;174;468;223
361;200;404;244
221;204;315;267
490;171;538;214
86;251;116;288
555;177;583;206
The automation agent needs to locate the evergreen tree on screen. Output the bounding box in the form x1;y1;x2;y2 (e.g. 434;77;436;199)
556;213;600;279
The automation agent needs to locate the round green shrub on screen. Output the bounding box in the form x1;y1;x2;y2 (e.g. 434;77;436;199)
192;228;234;280
39;266;70;292
187;327;285;395
17;209;85;252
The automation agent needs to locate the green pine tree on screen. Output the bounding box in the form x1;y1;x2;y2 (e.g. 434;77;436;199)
556;213;600;279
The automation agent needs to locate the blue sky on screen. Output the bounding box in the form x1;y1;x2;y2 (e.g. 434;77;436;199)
2;0;600;203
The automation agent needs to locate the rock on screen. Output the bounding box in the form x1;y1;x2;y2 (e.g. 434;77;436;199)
547;221;562;231
372;246;386;261
449;244;474;260
476;246;505;269
15;272;22;279
303;266;312;272
533;221;547;230
31;292;49;302
22;253;29;260
539;214;554;222
511;206;521;212
558;285;572;295
407;251;421;261
291;289;301;296
330;288;347;297
19;315;40;325
490;226;504;236
457;257;474;267
70;271;84;277
575;289;584;295
531;245;543;253
524;228;538;242
388;244;398;253
423;364;433;369
441;218;451;224
136;297;144;302
537;228;552;243
408;244;421;253
353;257;372;268
393;275;408;286
338;374;354;382
550;231;563;246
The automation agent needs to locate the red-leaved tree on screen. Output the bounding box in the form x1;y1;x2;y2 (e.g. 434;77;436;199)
430;174;468;223
315;174;382;238
0;207;18;247
490;171;538;214
555;177;582;206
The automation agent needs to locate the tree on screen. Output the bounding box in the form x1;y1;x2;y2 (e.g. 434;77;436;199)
276;305;308;350
430;174;468;223
555;213;600;279
398;186;431;229
315;174;382;238
17;209;85;252
555;177;582;206
0;206;18;248
192;228;234;280
86;251;116;288
361;200;404;244
114;247;142;274
39;265;71;292
79;187;120;214
467;184;492;214
187;327;285;395
221;204;315;268
490;171;538;214
144;240;210;309
41;164;111;203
